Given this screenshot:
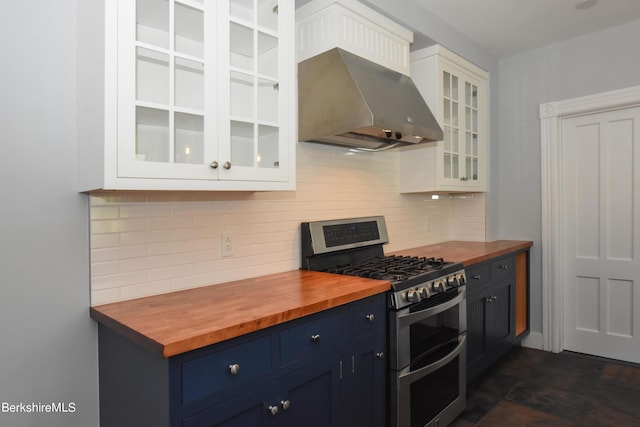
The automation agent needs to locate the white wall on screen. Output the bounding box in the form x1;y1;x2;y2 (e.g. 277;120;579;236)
90;144;486;304
0;1;98;426
498;19;640;335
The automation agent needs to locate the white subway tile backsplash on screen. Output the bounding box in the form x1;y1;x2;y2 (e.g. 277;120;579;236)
91;218;147;234
120;229;173;246
91;270;148;290
119;279;173;301
91;244;146;264
90;143;486;304
90;206;120;220
91;288;123;306
90;261;120;277
90;233;120;249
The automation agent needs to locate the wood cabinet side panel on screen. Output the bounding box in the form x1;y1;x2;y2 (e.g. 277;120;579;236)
515;251;528;336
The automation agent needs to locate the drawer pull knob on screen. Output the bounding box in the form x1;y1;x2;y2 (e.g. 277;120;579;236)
229;363;240;375
268;405;279;416
310;334;321;343
281;400;291;411
473;275;481;280
366;314;375;322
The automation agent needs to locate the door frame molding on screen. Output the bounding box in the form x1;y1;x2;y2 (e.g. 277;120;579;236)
539;85;640;353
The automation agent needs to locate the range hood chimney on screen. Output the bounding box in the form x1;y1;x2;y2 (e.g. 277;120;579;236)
298;48;443;151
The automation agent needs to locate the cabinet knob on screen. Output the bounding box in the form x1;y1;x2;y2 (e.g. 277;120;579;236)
310;334;321;343
229;363;240;375
499;265;509;270
223;161;231;169
365;314;375;322
473;275;481;280
210;161;218;169
268;405;279;416
376;352;385;359
281;400;291;411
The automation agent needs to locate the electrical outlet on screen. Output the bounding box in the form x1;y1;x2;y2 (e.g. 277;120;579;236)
221;232;233;257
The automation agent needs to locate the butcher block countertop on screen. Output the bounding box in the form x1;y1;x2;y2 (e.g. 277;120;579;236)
91;240;532;358
90;270;391;358
390;240;533;266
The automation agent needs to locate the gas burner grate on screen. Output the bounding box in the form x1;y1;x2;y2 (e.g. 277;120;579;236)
326;255;451;282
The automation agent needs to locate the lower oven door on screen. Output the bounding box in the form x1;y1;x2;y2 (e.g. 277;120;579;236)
391;334;466;427
390;286;466;371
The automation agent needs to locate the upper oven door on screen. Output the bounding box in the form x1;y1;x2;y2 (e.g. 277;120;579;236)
390;286;466;371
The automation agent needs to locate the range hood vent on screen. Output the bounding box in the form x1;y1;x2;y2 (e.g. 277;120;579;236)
298;48;443;151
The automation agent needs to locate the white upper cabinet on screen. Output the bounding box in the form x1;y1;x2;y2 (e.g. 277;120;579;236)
78;0;295;191
399;45;488;193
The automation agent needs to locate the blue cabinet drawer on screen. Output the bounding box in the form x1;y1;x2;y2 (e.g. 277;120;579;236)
466;263;490;291
350;294;386;339
181;335;272;407
280;310;344;367
491;255;515;283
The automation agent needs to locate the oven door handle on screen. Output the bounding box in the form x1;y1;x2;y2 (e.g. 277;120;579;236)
397;289;465;329
398;334;466;383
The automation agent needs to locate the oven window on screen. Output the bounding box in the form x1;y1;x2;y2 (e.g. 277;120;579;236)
409;304;460;369
410;354;459;427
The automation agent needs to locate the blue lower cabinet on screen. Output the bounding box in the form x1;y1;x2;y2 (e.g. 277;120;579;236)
274;355;342;427
341;335;387;427
97;294;388;427
183;387;268;427
466;251;528;383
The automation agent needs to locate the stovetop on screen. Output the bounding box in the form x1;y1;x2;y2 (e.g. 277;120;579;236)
326;255;454;283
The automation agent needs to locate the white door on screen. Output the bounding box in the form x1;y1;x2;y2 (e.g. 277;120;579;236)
561;106;640;363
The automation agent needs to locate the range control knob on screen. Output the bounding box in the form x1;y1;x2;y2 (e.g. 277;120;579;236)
406;289;421;302
419;287;431;299
447;276;459;287
433;281;445;293
458;274;467;286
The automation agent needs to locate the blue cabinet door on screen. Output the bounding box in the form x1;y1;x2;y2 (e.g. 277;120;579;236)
274;355;341;427
182;386;268;427
341;335;387;427
466;284;489;374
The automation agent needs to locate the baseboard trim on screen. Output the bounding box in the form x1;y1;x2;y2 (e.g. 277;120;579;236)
521;331;544;351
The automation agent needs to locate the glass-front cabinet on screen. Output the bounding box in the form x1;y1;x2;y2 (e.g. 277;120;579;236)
223;0;286;179
442;72;480;184
399;45;488;193
78;0;295;191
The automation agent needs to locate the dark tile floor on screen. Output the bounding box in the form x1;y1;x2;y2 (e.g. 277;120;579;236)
451;346;640;427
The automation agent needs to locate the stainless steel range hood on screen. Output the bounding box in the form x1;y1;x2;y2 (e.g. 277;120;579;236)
298;48;443;151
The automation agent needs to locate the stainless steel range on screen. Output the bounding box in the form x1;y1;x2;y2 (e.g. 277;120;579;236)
301;216;467;427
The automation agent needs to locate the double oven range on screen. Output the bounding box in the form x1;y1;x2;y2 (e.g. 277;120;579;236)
301;216;467;427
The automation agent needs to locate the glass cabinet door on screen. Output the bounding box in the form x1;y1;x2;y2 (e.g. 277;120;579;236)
118;0;215;179
222;0;288;181
442;71;460;181
441;68;482;186
464;82;479;183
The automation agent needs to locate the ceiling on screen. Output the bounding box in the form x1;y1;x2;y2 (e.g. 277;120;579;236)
410;0;640;57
